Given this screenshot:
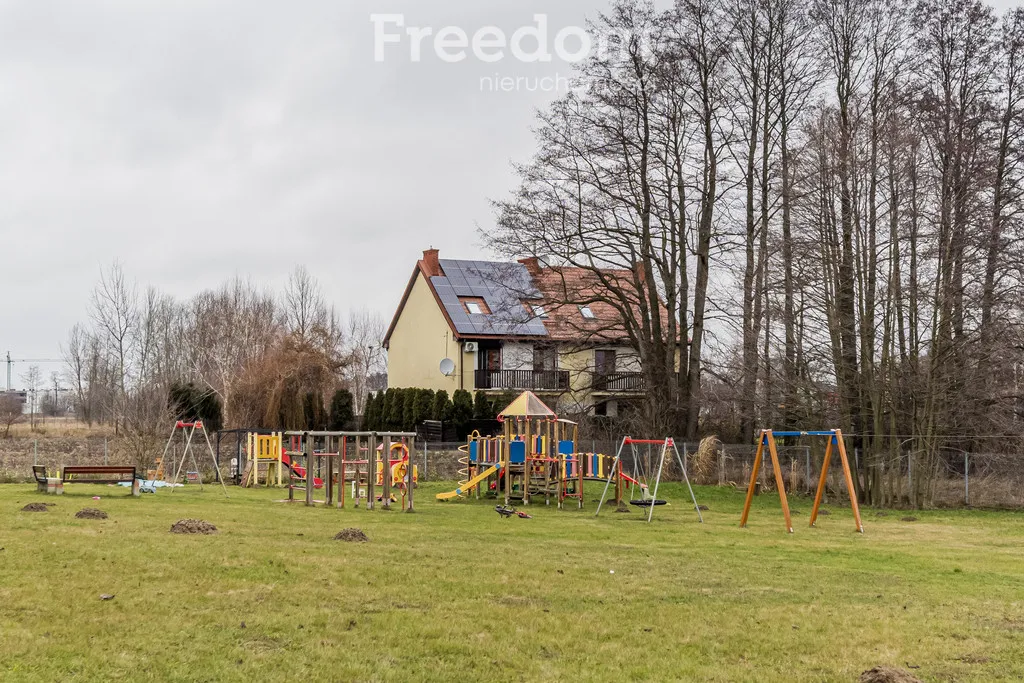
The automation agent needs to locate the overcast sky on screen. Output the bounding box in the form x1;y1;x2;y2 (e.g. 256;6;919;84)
1;0;1020;382
0;0;618;376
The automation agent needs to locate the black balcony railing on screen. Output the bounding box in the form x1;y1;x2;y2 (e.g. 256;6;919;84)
592;372;646;393
474;369;570;391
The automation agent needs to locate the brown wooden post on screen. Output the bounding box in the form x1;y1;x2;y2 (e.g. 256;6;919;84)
288;462;294;502
833;430;864;533
544;420;552;506
406;437;415;512
739;431;766;527
353;436;361;509
382;435;392;510
615;456;622;506
810;437;833;526
524;413;532;505
504;422;511;507
367;434;376;511
324;436;333;507
304;433;314;507
338;436;346;509
768;437;794;533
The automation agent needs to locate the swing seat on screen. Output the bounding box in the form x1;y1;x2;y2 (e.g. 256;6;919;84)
630;499;667;507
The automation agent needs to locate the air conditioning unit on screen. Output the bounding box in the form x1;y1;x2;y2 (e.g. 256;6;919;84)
463;342;478;353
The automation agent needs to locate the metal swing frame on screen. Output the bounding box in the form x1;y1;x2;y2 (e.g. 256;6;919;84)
595;436;704;523
160;420;230;497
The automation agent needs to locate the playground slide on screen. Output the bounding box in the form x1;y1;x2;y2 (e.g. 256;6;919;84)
436;464;501;501
280;452;324;489
619;471;648;489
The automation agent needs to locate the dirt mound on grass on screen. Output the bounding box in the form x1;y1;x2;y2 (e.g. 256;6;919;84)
75;508;108;520
170;519;218;535
334;528;369;542
859;666;923;683
21;503;48;512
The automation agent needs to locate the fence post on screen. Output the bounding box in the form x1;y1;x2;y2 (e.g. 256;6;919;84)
805;447;811;493
964;452;969;507
908;451;913;504
34;439;38;467
682;443;688;482
423;440;428;482
104;437;108;466
718;447;725;486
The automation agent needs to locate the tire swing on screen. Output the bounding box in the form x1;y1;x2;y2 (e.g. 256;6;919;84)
629;442;667;508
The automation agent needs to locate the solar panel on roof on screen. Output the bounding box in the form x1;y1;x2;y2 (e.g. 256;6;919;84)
433;259;550;337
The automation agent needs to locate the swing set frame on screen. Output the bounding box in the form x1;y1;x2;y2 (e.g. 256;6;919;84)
739;429;863;534
595;437;704;523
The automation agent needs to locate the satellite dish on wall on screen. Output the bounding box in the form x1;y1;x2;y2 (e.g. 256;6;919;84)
439;358;456;377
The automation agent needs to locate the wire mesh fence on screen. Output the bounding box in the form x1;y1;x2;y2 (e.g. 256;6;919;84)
3;434;1023;509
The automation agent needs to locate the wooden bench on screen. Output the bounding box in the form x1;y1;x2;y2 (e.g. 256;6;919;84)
62;466;140;497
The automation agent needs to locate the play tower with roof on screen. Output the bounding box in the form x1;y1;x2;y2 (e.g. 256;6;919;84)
436;390;650;508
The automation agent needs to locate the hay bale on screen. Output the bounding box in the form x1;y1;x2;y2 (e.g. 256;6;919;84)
691;436;720;484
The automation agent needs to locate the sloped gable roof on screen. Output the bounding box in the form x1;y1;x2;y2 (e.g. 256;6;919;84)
382;252;637;349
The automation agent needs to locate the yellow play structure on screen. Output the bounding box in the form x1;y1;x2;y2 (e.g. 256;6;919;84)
244;432;285;487
376;442;418;488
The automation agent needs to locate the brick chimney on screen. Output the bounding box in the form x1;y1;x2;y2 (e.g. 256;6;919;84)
518;256;541;275
422;248;441;277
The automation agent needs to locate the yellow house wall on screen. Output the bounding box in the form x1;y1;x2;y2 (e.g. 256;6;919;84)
387;272;474;392
558;348;595;413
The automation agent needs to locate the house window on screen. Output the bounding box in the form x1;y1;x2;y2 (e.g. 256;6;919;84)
595;349;617;375
531;304;548;318
533;346;558;372
461;297;489;315
481;347;501;371
580;305;596;319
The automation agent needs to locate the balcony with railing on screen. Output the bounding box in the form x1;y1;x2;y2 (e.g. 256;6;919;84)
474;369;570;391
591;371;646;393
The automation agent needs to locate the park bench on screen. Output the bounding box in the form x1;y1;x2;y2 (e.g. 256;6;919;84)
32;465;57;494
62;466;140;497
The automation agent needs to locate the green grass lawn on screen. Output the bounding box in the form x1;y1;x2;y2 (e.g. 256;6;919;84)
1;481;1022;682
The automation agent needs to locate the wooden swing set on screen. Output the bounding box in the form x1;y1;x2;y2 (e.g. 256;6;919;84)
739;429;864;534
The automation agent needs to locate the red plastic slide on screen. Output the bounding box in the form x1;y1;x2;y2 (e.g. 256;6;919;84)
280;452;324;489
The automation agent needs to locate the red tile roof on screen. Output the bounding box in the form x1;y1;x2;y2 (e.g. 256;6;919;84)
531;267;635;342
